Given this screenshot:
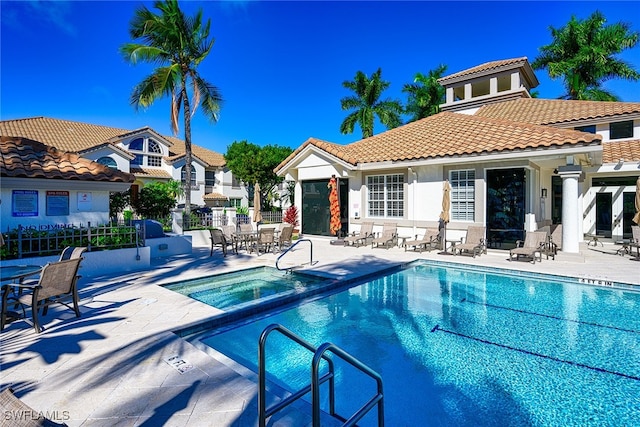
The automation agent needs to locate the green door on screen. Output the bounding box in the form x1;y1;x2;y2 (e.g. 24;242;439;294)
301;179;348;236
486;168;526;249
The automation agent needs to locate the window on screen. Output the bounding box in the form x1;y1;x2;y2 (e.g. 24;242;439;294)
450;170;475;221
147;156;162;167
228;198;242;208
231;175;241;188
367;174;404;218
97;156;117;169
129;137;144;151
205;171;216;187
610;120;633;139
148;139;161;153
131;154;143;166
575;125;596;134
181;165;196;188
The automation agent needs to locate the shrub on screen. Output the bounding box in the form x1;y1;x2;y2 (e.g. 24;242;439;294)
283;205;299;228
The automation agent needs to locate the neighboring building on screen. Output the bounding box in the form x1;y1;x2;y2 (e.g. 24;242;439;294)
1;136;135;230
276;57;640;253
0;117;249;211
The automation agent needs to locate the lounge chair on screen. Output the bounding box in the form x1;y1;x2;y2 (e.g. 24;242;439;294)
0;387;68;426
343;221;374;247
371;222;398;249
453;226;487;258
405;228;440;253
1;258;83;333
509;231;548;263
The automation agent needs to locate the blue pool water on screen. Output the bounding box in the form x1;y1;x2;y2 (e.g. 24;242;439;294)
197;262;640;426
163;267;326;309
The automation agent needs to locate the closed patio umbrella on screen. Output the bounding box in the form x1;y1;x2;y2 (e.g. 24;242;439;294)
439;180;451;251
633;176;640;225
253;182;262;223
328;175;341;236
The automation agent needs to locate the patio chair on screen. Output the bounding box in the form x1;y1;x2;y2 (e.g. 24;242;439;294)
453;226;487;258
220;225;239;254
405;228;440;253
277;224;294;252
630;225;640;258
0;387;68;426
209;228;231;257
509;231;548;264
251;228;276;255
371;222;398;249
59;246;87;261
238;223;255;250
343;221;374;247
1;257;83;333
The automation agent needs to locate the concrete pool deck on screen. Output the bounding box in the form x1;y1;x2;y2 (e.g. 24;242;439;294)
1;238;638;426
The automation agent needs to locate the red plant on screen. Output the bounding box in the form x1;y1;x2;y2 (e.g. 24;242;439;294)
283;205;299;228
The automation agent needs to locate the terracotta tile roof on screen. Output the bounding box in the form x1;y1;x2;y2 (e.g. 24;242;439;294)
165;135;226;167
203;192;228;201
130;167;173;179
1;136;135;183
602;140;640;164
438;57;531;84
274;138;356;174
0;116;225;167
275;113;601;172
475;98;640;125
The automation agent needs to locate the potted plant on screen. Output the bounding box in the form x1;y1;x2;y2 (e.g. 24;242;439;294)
283;205;300;237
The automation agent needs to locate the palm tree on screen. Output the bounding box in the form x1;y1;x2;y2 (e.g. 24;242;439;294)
532;10;639;101
340;68;403;139
120;0;223;216
402;64;447;122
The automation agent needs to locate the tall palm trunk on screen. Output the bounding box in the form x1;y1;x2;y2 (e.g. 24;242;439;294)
182;75;193;216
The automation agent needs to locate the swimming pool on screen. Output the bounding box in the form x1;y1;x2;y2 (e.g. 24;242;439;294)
193;261;640;426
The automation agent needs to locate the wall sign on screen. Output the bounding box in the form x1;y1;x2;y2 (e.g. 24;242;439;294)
12;190;38;217
46;191;69;216
77;192;92;211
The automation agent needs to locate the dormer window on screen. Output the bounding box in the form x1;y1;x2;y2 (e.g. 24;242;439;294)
128;136;163;168
610;120;633;140
575;125;596;134
97;156;117;169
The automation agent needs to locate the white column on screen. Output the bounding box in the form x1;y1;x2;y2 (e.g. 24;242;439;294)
558;168;582;253
464;83;472;100
489;77;498;95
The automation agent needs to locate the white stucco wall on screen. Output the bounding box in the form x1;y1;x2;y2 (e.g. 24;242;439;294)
1;178;126;231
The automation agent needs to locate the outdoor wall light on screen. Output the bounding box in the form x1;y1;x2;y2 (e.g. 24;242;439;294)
541;188;547;198
566;155;574;165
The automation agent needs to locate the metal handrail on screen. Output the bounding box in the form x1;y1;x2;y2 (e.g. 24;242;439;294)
275;238;314;271
258;323;384;427
258;324;335;427
312;342;384;427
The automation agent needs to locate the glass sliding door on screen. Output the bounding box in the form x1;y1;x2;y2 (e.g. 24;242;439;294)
486;168;526;249
595;192;613;238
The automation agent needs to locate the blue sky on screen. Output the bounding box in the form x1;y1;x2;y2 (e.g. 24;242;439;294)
2;1;640;156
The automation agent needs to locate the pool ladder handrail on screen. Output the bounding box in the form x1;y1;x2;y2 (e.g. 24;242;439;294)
275;238;314;271
258;323;384;427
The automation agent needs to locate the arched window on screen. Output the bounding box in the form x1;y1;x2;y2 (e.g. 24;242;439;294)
129;137;144;151
181;165;196;188
97;156;117;169
148;139;161;153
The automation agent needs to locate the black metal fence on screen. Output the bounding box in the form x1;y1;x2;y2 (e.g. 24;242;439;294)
1;223;141;260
